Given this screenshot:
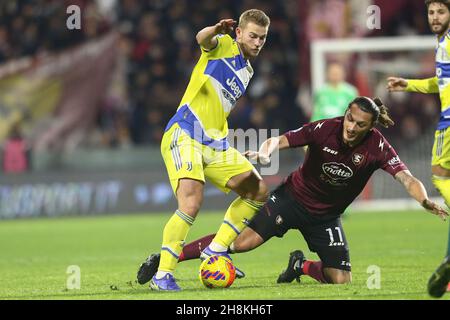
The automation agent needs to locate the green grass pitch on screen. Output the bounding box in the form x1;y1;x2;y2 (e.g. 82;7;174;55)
0;210;448;300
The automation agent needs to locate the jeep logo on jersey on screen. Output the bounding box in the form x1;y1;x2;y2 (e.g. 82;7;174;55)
322;162;354;180
352;153;364;166
226;76;243;99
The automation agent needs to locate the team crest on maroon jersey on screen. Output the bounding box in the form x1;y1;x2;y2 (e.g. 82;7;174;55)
275;215;283;225
352;153;364;166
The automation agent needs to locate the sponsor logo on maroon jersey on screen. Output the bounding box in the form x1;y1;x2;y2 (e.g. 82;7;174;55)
323;147;338;155
352;153;364;166
388;156;401;167
322;162;354;181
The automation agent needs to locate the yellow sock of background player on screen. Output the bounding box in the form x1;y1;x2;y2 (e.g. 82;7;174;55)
210;197;264;251
432;176;450;209
432;176;450;257
157;210;194;277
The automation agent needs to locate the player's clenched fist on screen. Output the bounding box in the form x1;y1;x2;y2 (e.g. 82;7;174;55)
214;19;237;35
386;77;408;92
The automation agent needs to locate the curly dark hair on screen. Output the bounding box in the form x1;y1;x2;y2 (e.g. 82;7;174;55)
425;0;450;10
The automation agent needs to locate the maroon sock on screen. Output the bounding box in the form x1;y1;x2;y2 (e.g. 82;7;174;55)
179;234;216;262
302;260;328;284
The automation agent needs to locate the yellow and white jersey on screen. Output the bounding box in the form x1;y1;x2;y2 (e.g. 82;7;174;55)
165;34;253;150
407;31;450;130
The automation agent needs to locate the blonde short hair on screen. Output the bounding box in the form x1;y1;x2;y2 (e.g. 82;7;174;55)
238;9;270;29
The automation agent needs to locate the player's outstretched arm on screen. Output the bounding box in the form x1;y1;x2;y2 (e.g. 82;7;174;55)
387;76;439;94
243;136;290;165
395;170;449;221
386;77;408;92
196;19;236;51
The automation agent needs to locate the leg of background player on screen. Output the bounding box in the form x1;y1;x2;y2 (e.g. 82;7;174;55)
431;174;450;260
431;165;450;294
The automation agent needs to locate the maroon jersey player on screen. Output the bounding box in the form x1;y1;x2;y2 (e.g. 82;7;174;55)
283;116;408;217
137;97;448;286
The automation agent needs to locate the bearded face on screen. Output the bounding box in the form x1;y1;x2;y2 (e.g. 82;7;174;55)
428;2;450;37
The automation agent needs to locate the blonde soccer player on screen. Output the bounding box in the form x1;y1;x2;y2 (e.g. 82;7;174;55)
137;9;271;291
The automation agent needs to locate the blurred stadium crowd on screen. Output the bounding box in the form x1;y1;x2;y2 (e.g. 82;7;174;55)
0;0;442;153
0;0;109;61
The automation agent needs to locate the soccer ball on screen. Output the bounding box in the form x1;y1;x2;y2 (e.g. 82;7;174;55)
199;255;236;288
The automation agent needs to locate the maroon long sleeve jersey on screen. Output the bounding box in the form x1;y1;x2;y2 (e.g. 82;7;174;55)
283;117;408;216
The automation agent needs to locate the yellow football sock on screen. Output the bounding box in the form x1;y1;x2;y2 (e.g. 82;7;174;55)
432;176;450;209
158;210;194;273
432;176;450;256
212;197;265;249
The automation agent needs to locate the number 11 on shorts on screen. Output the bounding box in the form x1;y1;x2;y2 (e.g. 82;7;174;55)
326;227;344;247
